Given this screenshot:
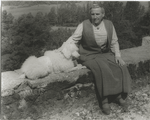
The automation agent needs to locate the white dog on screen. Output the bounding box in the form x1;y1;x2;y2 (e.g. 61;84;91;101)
21;56;53;80
20;41;81;80
44;41;80;73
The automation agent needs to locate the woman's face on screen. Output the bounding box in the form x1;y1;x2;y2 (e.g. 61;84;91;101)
90;8;104;26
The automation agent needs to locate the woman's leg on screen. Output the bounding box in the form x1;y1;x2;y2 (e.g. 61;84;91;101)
83;59;111;115
82;54;131;114
115;93;129;112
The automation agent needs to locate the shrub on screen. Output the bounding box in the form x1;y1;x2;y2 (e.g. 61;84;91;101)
1;11;72;71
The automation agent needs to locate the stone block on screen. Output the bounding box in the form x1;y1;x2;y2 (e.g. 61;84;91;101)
142;36;150;46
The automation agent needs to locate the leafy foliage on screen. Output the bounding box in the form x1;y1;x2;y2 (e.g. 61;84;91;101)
48;7;57;25
138;4;150;36
123;1;145;46
1;11;72;71
99;1;145;48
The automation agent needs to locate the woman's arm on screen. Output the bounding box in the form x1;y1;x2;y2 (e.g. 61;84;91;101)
111;25;125;66
110;26;121;57
65;23;83;44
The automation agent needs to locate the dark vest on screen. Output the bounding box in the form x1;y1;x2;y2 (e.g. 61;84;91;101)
79;19;113;57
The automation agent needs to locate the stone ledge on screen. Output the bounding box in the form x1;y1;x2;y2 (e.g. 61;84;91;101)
121;45;150;64
142;36;150;46
1;45;150;99
1;45;150;96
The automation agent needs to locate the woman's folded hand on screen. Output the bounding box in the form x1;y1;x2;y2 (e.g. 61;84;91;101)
115;56;126;66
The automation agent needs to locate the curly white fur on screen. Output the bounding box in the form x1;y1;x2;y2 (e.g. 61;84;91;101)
44;42;80;73
21;56;52;79
21;42;80;80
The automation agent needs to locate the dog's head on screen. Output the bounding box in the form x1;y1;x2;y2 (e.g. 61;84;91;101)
61;42;80;59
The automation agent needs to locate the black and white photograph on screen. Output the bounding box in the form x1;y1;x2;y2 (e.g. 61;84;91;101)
1;0;150;120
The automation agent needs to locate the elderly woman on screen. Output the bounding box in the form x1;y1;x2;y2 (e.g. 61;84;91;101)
67;4;131;115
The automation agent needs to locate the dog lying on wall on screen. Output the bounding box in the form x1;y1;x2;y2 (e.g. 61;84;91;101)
20;41;85;80
20;56;52;80
44;41;80;73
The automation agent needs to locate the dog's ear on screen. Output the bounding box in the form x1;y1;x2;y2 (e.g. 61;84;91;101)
61;47;72;59
72;51;80;58
69;43;78;51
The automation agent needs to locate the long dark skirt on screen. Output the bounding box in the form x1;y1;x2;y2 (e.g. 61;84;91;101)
81;52;131;99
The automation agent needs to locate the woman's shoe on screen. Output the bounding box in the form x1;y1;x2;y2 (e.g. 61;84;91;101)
120;100;129;112
118;98;129;112
116;94;129;112
102;103;110;115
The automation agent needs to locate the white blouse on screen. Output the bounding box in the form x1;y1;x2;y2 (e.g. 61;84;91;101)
67;21;121;57
93;21;108;47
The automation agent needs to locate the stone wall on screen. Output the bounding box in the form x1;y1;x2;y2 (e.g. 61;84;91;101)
1;41;150;119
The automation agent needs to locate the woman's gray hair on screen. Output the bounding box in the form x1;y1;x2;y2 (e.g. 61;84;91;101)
90;4;105;14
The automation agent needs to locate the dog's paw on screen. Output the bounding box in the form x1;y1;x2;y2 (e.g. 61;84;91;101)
76;64;87;69
19;74;26;79
66;64;87;72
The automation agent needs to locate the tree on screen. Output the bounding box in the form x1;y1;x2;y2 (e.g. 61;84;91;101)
76;6;84;23
101;2;124;23
100;1;145;47
123;2;145;46
2;10;14;57
2;10;14;30
48;7;57;25
57;3;68;25
2;10;7;23
124;1;145;24
98;2;134;49
76;4;88;23
68;2;78;23
138;4;150;36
